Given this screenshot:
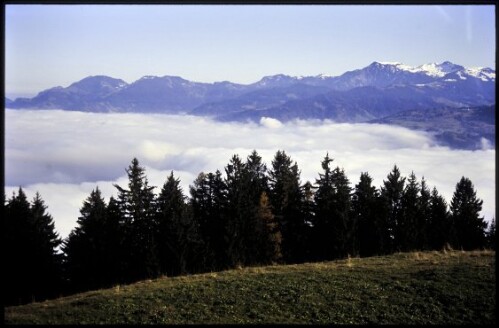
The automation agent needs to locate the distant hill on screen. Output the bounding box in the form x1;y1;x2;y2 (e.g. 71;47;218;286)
4;250;495;325
371;105;495;150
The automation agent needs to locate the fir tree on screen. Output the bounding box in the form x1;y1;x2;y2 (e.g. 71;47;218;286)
352;172;382;257
449;177;487;250
63;187;114;292
312;153;335;260
4;189;63;305
114;158;159;281
312;154;352;260
268;150;308;263
418;177;431;250
190;170;228;270
400;172;420;251
487;217;496;250
156;171;198;276
380;165;406;252
426;187;451;250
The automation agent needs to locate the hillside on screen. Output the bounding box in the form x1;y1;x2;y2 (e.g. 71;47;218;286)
4;250;495;325
371;105;495;149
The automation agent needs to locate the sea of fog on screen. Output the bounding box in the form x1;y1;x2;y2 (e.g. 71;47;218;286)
5;109;496;240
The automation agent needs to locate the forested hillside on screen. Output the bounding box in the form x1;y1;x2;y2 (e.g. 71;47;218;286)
4;150;495;306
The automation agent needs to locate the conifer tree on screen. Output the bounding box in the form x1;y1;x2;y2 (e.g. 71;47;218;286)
222;154;252;267
104;196;125;283
418;177;431;250
312;153;335;261
190;170;228;270
156;171;198;276
400;172;420;251
114;158;159;281
312;154;352;260
241;151;271;265
255;192;282;264
352;172;382;257
487;218;496;250
4;188;62;305
426;187;451;250
268;150;308;263
449;177;487;250
380;165;406;252
63;187;114;292
330;166;353;258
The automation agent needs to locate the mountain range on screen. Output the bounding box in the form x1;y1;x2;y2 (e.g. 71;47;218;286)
6;61;495;149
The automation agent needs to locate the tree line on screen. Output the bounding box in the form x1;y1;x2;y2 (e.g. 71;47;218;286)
4;150;495;306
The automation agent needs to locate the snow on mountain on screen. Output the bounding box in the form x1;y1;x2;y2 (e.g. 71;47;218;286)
465;67;496;81
412;61;464;77
373;61;495;82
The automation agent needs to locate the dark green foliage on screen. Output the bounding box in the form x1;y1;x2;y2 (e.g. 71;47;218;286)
63;188;119;292
399;172;421;251
268;150;309;263
4;188;63;305
312;154;353;260
418;177;431;250
113;158;160;281
380;165;406;252
352;172;382;257
5;152;491;304
156;171;198;276
426;187;451;250
487;218;496;250
449;177;488;250
190;170;229;270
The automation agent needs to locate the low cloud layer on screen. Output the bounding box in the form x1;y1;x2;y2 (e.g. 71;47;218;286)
5;109;495;240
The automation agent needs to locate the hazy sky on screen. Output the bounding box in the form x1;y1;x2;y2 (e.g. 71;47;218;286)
5;4;495;98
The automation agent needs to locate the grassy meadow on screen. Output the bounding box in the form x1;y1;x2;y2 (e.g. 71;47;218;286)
4;250;495;324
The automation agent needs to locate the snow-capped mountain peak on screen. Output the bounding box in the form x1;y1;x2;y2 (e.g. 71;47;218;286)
412;61;464;77
367;61;493;80
465;67;496;81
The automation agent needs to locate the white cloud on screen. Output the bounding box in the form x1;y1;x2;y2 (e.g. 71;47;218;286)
260;116;283;129
5;109;496;239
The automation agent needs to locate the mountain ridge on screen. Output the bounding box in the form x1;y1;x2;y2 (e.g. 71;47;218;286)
6;61;495;149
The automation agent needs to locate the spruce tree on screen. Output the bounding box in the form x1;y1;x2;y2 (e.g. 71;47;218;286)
312;154;352;260
156;171;198;276
105;196;127;283
380;165;406;252
242;150;271;265
449;177;487;250
352;172;382;257
63;187;113;292
114;158;159;281
312;153;335;261
190;170;228;270
418;177;431;250
487;218;496;250
400;172;420;251
4;189;63;305
330;166;353;258
426;187;451;250
268;150;308;263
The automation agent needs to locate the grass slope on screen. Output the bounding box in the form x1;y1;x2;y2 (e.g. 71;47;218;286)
4;250;496;324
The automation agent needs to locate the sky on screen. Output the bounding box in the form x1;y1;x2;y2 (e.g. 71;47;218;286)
5;4;496;98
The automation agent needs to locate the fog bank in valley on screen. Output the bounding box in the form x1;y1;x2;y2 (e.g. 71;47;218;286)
5;109;495;239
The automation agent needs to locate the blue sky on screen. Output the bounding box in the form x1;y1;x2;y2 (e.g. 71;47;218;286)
5;4;496;98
